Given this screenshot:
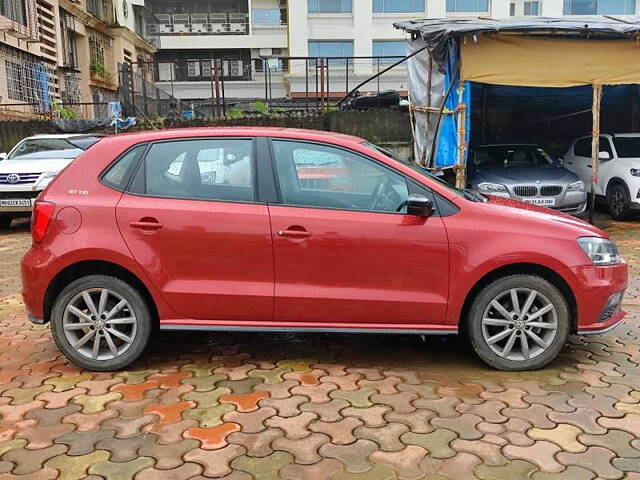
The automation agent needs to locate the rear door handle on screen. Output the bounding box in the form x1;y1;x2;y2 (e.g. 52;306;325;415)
130;220;163;230
278;228;311;238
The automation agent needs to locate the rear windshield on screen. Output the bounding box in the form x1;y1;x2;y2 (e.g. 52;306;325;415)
612;137;640;158
7;136;102;160
473;146;555;167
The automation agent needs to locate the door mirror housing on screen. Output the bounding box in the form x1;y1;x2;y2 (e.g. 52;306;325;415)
0;153;6;160
406;194;433;217
599;151;611;160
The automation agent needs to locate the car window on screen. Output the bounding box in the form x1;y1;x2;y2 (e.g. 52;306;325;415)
612;136;640;158
574;138;591;157
272;140;409;213
8;136;101;160
141;139;254;202
473;146;554;167
102;145;146;191
599;137;613;157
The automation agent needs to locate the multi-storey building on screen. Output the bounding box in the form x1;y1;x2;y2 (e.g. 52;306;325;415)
148;0;639;104
0;0;157;119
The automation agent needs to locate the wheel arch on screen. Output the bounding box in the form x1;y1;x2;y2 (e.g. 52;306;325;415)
43;260;159;327
606;177;630;195
459;262;578;335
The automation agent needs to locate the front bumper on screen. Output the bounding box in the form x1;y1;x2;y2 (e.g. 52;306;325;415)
569;261;628;335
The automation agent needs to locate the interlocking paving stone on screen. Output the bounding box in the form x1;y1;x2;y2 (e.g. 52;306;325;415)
94;433;157;461
578;430;640;458
184;422;241;449
431;413;484;440
184;444;247;477
474;459;538;480
231;450;294;480
135;462;203;480
451;438;506;466
369;445;428;479
3;444;67;475
227;428;285;457
45;450;111;480
319;439;378;473
401;429;457;458
88;456;154;480
225;406;278;433
354;423;409;451
300;399;350;422
503;440;564;472
54;430;115;455
532;465;597;480
279;457;344;480
556;446;623;479
527;424;586;453
271;431;330;464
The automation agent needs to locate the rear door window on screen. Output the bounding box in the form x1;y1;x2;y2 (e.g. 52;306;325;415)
135;138;255;202
573;138;591;157
102;145;146;191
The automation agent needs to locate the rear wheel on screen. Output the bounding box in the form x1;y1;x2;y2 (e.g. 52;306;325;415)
0;216;12;229
467;274;570;371
607;183;632;221
51;275;152;371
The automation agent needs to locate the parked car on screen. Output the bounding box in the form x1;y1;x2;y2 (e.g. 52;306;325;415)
563;134;640;220
341;90;408;111
0;134;103;228
21;128;627;372
468;144;587;216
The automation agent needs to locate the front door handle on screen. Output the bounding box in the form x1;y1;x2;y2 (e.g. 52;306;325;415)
130;219;163;231
278;228;311;238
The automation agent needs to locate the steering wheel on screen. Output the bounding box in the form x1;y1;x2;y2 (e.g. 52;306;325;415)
369;177;393;211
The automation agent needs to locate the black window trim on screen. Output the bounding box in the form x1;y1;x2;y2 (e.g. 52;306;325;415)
124;136;265;206
266;137;444;217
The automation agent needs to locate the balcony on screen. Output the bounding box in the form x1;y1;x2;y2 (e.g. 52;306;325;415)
147;12;250;35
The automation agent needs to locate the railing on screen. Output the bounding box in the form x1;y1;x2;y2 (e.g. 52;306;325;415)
252;9;286;25
147;12;250;35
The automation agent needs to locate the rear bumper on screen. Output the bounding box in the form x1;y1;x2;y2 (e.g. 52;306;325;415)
21;245;58;322
569;262;628;334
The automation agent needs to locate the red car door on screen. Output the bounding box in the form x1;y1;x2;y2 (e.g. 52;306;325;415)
268;139;450;328
116;138;274;322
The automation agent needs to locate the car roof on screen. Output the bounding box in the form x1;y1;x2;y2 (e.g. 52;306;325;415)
97;127;366;146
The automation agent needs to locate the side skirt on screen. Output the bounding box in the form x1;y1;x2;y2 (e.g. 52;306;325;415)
160;324;458;335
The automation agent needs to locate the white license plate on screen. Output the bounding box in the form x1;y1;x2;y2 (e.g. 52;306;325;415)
0;199;31;207
521;197;556;206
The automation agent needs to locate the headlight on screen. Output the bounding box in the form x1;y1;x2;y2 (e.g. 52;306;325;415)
578;237;621;266
37;171;58;187
631;168;640;177
567;180;584;192
477;182;508;193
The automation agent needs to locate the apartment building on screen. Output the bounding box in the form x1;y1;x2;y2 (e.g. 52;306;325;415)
0;0;157;119
148;0;640;103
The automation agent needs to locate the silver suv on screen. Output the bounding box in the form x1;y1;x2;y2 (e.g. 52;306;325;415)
469;144;587;216
0;134;103;228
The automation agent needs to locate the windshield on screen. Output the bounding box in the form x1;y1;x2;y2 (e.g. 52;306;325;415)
362;141;466;198
473;146;555;168
7;136;102;160
612;137;640;158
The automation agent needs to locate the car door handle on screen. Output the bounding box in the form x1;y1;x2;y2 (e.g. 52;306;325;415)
278;228;311;238
130;220;163;230
587;164;592;168
565;161;573;165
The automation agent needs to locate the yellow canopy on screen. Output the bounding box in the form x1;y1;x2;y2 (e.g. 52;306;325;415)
460;35;640;87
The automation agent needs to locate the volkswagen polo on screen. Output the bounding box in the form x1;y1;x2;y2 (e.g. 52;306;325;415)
21;128;628;371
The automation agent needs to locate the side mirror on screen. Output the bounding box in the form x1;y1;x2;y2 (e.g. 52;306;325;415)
0;153;6;160
406;194;433;217
599;151;611;160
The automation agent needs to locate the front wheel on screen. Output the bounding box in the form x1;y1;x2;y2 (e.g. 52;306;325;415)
607;183;632;221
51;275;152;371
467;275;570;371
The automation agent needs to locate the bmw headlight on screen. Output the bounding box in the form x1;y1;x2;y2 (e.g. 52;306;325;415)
631;168;640;177
567;180;585;192
578;237;621;266
36;171;58;188
477;182;508;193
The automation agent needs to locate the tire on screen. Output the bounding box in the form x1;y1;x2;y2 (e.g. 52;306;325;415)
0;216;12;229
51;275;152;371
466;274;570;371
607;183;632;221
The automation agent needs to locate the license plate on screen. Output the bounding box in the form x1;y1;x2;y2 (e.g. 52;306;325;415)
521;197;555;206
0;199;31;207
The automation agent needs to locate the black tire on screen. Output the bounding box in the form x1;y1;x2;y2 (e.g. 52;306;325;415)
0;216;12;229
466;274;570;371
607;183;632;221
51;275;152;371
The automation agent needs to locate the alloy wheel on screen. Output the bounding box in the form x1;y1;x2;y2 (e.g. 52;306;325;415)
62;288;138;361
481;288;558;361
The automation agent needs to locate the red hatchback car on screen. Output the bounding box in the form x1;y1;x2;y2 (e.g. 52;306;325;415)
21;128;627;371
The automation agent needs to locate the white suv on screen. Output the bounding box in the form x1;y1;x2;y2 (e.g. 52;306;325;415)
563;134;640;220
0;134;103;228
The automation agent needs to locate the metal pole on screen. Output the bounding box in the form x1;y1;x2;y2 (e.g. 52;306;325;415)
345;57;349;101
589;84;602;224
210;64;216;119
219;60;226;116
319;58;325;111
377;57;381;108
213;59;222;118
315;58;319;112
455;84;467;189
268;61;272;110
305;58;309;112
264;58;269;107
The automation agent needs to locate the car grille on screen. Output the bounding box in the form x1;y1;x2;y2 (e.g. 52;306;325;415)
540;185;562;196
0;191;41;199
513;185;537;197
0;173;41;185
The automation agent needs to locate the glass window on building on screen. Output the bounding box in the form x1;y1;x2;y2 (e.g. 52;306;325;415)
446;0;490;12
309;40;354;58
524;1;540;14
563;0;634;14
509;2;516;14
372;41;406;64
308;0;352;13
373;0;425;13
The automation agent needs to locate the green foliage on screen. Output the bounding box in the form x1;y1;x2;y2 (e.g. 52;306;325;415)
226;107;244;119
251;101;269;115
50;102;77;119
90;62;110;80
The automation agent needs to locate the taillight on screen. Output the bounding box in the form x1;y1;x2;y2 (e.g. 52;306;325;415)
31;200;55;243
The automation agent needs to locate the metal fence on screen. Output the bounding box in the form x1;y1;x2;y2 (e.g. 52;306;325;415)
134;55;410;118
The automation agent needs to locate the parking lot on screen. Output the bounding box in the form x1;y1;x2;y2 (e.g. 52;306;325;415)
0;215;639;480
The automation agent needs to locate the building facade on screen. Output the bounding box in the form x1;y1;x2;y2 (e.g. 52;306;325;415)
0;0;157;119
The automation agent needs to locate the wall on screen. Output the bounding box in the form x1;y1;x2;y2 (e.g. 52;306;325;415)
0;110;412;155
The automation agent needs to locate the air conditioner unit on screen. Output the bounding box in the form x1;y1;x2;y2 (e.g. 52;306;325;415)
187;60;201;77
228;60;243;77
